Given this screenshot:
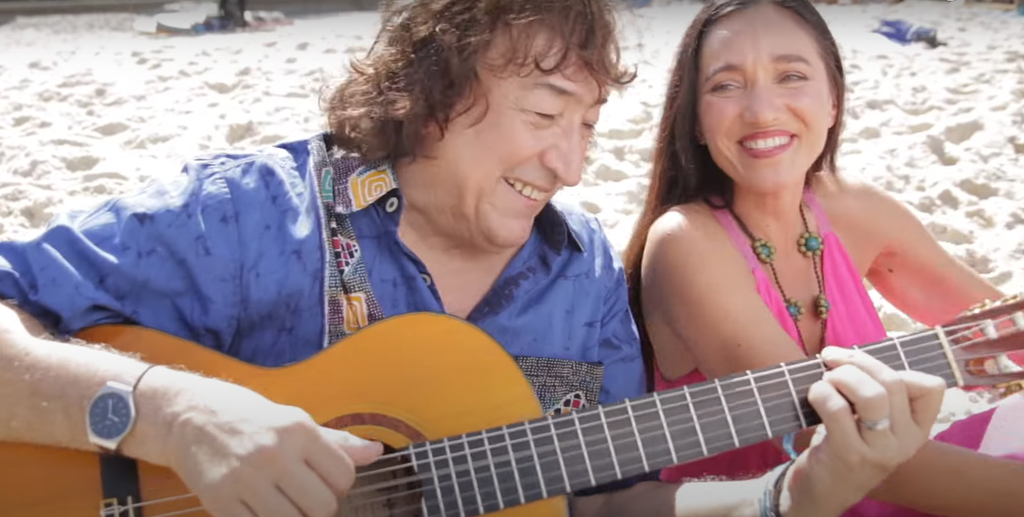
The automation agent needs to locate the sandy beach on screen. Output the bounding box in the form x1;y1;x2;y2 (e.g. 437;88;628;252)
1;0;1022;432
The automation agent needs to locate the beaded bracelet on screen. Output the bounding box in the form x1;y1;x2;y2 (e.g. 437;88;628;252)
782;431;799;460
760;459;795;517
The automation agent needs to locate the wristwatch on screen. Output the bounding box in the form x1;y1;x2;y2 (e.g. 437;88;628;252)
86;379;139;454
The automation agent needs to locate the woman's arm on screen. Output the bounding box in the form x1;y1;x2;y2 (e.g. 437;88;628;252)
866;439;1024;516
852;184;1003;326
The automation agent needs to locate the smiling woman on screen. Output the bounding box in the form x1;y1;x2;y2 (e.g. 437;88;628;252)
623;0;1024;516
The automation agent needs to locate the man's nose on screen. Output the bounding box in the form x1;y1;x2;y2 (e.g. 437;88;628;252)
540;128;587;188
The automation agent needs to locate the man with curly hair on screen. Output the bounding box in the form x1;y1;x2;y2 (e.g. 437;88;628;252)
0;1;945;516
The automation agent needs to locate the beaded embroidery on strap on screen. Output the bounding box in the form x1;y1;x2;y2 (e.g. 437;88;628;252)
308;135;388;347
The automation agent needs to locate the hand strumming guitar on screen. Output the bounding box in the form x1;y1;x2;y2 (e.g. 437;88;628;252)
160;373;383;517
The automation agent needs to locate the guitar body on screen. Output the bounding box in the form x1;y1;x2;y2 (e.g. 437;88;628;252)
0;313;569;517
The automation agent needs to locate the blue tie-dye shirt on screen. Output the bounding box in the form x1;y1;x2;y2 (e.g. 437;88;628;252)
0;132;645;415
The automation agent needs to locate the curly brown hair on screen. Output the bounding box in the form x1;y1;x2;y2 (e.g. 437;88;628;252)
324;0;637;162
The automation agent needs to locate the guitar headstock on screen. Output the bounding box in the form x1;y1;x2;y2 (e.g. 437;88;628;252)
943;293;1024;389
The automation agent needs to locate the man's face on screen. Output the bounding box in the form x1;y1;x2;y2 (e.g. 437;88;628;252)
416;33;605;251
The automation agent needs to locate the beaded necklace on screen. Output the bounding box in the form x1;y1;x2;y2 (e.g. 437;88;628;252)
728;202;830;352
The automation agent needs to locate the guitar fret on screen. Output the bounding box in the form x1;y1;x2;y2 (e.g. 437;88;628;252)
506;423;545;507
625;400;650;472
502;425;526;506
523;422;547;500
461;437;485;514
423;441;448;517
547;416;572;493
449;436;486;516
597;406;622;480
441;437;467;517
893;335;911;371
683;386;708;457
747;370;772;437
572;411;597;487
934;326;964;387
780;361;807;429
459;431;499;515
652;392;679;464
714;378;740;448
480;430;503;511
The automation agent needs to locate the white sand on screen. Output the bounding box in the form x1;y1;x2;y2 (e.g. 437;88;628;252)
1;0;1021;431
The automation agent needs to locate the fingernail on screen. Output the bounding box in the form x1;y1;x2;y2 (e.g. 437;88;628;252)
820;346;842;360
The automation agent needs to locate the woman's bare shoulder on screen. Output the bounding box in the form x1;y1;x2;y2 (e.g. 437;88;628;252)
647;202;721;246
813;175;906;226
644;201;748;282
815;174;900;207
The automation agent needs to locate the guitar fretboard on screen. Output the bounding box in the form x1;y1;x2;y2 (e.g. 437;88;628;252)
407;329;958;517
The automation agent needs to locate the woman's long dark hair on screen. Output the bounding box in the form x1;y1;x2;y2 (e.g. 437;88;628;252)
621;0;847;391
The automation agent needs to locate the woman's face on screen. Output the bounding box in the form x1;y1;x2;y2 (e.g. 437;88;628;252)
696;3;836;195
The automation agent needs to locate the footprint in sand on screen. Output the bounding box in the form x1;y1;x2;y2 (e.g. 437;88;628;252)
61;155;100;173
943;119;983;145
957;177;999;200
925;135;959;166
92;121;130;137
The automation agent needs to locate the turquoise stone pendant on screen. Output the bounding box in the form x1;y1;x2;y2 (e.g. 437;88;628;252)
798;231;824;257
785;297;804;321
752;238;776;263
815;294;830;319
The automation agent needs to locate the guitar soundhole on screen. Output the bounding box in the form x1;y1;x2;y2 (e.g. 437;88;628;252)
337;445;423;517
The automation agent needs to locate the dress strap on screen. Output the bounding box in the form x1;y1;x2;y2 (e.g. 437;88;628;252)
709;203;761;271
802;187;833;235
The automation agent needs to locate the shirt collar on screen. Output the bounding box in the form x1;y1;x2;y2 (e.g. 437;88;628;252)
326;150;585;254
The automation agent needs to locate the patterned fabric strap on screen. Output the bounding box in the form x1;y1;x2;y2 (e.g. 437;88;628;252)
308;135;388;348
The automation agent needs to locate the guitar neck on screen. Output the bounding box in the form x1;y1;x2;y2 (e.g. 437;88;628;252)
409;328;958;517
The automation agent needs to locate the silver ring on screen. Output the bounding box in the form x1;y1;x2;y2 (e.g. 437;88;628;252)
859;416;891;431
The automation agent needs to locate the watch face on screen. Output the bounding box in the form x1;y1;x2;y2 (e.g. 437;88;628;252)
88;392;133;440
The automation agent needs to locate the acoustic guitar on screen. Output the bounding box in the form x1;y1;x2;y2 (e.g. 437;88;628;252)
2;295;1024;517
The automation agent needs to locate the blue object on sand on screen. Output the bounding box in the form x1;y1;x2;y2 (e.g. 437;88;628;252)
873;19;941;47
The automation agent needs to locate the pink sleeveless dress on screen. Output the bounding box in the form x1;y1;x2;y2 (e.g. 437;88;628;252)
655;189;1023;516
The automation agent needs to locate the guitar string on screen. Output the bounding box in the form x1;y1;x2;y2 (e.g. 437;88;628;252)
123;398;821;517
351;391;820;503
102;316;1019;517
